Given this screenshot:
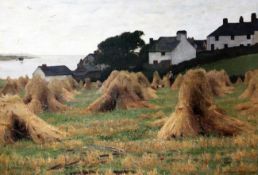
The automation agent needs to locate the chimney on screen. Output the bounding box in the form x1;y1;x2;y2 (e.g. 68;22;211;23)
239;16;244;23
42;64;47;68
251;13;257;23
149;38;154;44
223;18;228;25
176;30;187;41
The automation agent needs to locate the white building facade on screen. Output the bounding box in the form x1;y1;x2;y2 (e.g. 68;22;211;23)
148;31;196;65
207;13;258;51
33;65;73;82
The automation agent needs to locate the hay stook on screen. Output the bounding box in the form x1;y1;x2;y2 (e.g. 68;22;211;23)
171;74;184;90
0;95;64;144
206;70;234;97
151;71;163;89
236;71;258;115
158;69;251;140
86;71;156;112
23;76;68;114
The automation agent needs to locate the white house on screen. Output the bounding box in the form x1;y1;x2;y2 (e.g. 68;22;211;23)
207;13;258;50
148;31;196;65
33;64;73;81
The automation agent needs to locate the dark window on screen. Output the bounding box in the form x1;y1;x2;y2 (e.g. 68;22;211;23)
247;35;251;39
211;44;215;51
240;44;244;47
247;44;251;47
224;44;228;48
153;60;158;64
231;35;235;40
215;36;219;41
161;52;165;56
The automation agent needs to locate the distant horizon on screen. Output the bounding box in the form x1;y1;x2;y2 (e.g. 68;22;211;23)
1;0;258;55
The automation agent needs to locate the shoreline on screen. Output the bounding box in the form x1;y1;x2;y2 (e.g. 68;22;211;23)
0;55;34;61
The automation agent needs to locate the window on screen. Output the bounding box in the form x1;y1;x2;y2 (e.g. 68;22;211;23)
153;60;158;64
215;36;219;41
231;35;235;40
224;44;228;49
247;44;251;47
161;52;165;56
247;35;251;39
240;44;244;47
211;44;215;51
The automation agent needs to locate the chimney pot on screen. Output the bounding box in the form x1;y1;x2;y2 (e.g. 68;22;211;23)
223;18;228;25
239;16;244;23
251;13;257;23
176;30;187;40
149;38;154;44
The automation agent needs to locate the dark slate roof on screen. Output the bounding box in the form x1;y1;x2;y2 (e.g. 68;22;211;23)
75;63;100;72
149;37;180;52
39;65;72;76
208;21;258;37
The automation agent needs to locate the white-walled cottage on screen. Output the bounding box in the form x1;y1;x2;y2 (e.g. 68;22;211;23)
148;31;196;65
207;13;258;51
33;64;73;81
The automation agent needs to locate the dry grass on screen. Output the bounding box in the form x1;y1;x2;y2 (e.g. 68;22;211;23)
151;71;163;89
65;119;139;137
86;71;156;112
171;73;183;90
206;69;234;97
0;76;29;96
236;70;258;116
158;69;251;139
0;95;64;144
23;76;72;114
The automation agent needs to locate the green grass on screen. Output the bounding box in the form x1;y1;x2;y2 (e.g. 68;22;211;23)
0;86;257;174
0;79;5;89
201;53;258;75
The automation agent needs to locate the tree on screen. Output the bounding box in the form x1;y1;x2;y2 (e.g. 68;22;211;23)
94;31;145;69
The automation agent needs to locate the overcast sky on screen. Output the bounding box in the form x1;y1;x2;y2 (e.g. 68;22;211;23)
0;0;258;55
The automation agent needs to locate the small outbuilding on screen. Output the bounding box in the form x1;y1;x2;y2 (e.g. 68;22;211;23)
33;64;73;81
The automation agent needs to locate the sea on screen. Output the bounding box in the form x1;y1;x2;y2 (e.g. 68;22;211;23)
0;55;84;78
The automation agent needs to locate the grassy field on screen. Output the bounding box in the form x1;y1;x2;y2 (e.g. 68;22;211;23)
0;85;258;174
0;79;5;89
201;53;258;76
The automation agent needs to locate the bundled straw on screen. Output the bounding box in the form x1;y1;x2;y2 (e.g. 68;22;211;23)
86;71;156;112
158;69;250;139
23;76;68;114
171;74;184;90
151;71;163;89
236;71;258;115
0;95;64;144
206;70;234;96
1;76;29;95
162;73;171;88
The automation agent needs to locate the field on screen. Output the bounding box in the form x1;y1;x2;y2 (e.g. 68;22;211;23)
0;79;5;89
201;53;258;76
0;83;257;175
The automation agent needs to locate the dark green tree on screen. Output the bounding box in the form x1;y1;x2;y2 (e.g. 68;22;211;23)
94;30;145;69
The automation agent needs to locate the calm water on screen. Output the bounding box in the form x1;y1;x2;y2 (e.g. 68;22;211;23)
0;55;83;78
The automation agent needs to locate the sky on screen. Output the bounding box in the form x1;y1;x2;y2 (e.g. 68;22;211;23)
0;0;258;55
